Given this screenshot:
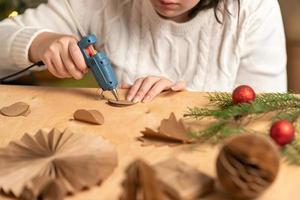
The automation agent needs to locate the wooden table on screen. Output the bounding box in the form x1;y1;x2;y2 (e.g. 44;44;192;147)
0;85;299;200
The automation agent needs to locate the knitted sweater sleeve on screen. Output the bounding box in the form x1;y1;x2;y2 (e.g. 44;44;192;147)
0;0;109;73
235;0;287;92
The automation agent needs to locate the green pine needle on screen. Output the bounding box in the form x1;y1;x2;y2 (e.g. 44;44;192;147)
283;141;300;165
208;93;233;108
186;93;300;120
185;92;300;166
273;109;300;123
190;121;244;144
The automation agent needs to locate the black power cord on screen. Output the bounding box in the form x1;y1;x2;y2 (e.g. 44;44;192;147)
0;61;44;84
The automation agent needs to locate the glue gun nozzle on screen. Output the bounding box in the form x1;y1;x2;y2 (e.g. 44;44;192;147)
112;89;119;101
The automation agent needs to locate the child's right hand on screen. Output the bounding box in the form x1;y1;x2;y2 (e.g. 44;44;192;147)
29;32;88;80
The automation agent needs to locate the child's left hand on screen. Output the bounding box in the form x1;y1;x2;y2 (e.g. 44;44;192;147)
122;76;185;103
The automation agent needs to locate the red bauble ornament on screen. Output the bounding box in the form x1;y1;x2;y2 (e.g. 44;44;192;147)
232;85;256;104
270;120;295;146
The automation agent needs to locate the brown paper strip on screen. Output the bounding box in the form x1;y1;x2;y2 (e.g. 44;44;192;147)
74;109;104;125
108;99;137;107
0;102;30;117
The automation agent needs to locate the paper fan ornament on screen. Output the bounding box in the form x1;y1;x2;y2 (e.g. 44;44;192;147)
138;113;194;147
21;176;67;200
0;129;118;198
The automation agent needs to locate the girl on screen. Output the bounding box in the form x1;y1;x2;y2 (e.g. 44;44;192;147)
0;0;287;102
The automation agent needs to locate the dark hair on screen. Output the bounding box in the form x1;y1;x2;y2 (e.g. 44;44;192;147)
189;0;240;23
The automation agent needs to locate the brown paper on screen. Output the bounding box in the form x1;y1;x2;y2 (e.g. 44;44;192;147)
120;160;165;200
138;113;193;147
0;102;30;117
155;159;214;200
100;90;137;107
0;128;118;198
216;134;280;199
74;109;105;125
21;176;67;200
121;159;214;200
108;99;137;107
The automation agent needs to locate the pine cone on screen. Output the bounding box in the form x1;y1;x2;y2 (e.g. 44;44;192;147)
216;134;280;199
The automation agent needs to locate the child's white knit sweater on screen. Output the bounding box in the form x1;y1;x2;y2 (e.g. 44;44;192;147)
0;0;287;92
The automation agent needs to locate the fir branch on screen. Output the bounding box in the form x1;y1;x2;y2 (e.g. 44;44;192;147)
208;93;233;108
283;141;300;165
190;121;244;144
190;121;227;139
184;107;216;119
296;123;300;136
210;102;265;120
186;102;266;120
186;92;300;165
256;93;300;110
186;93;300;121
273;109;300;123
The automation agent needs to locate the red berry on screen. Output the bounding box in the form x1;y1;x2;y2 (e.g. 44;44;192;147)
232;85;256;104
270;120;295;146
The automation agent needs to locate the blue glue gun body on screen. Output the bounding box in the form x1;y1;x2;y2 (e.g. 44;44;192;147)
78;34;118;91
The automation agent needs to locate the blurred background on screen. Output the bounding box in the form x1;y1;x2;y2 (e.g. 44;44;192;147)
279;0;300;93
0;0;98;88
0;0;300;91
0;0;46;19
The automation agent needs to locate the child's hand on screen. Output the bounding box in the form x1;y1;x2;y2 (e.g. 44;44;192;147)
124;76;185;103
29;32;88;80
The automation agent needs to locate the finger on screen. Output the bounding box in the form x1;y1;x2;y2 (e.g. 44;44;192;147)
120;83;132;89
84;68;90;74
43;58;64;78
133;77;161;103
51;51;71;78
126;78;144;101
61;45;84;80
69;41;88;73
143;79;173;102
171;81;186;91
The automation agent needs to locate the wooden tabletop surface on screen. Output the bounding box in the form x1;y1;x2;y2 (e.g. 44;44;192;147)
0;85;299;200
